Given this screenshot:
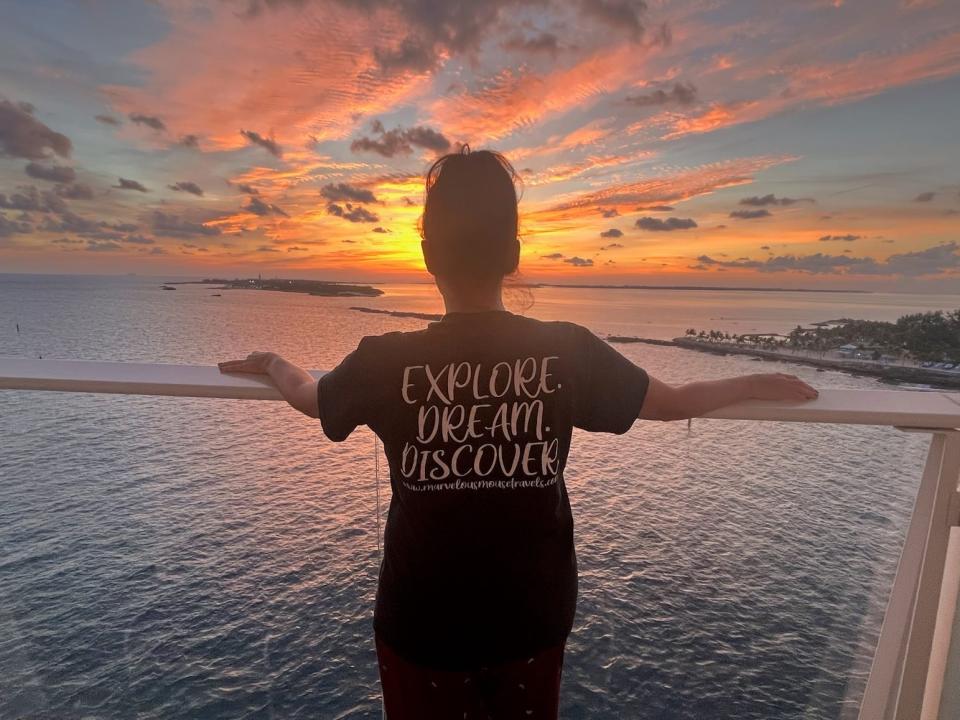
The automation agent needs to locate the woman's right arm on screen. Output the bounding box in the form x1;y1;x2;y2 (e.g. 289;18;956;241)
218;352;319;418
639;373;818;421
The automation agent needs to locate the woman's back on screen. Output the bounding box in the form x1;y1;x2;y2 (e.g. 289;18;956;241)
317;309;650;670
218;147;816;716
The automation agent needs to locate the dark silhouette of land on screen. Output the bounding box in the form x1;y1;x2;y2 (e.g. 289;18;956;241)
167;278;383;297
350;306;443;321
609;310;960;389
539;283;869;293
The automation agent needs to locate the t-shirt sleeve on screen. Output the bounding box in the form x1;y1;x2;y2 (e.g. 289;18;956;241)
570;324;649;434
317;335;384;442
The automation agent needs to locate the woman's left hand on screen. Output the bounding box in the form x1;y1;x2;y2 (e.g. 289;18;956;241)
218;351;277;375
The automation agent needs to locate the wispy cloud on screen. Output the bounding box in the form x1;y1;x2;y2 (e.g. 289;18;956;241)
100;2;433;150
245;197;289;217
241;130;282;158
169;181;204;196
536;156;795;222
430;43;645;140
320;182;378;203
695;243;960;277
129;113;165;131
112;177;149;193
636;216;697;231
624;82;697;108
24;163;75;184
730;209;771;219
350;120;450;157
739;194;812;207
0;98;72;159
152;211;221;238
819;234;861;242
326;202;379;223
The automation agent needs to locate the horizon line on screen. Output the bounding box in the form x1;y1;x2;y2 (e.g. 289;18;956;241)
4;270;960;296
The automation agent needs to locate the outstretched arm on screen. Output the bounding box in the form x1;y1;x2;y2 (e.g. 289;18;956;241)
218;352;319;418
639;372;818;421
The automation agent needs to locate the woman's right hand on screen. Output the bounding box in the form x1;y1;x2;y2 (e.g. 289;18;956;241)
218;351;278;375
747;373;819;401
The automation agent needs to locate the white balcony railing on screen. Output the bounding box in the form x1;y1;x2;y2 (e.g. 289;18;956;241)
2;356;959;720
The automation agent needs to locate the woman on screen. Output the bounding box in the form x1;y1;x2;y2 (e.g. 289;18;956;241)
218;148;818;719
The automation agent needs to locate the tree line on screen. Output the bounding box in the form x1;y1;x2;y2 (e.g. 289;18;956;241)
683;309;960;362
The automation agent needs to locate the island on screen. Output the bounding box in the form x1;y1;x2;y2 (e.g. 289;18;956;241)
350;306;443;321
165;277;383;297
608;309;960;389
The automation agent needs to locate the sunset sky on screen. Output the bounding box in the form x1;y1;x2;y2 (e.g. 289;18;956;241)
1;0;958;290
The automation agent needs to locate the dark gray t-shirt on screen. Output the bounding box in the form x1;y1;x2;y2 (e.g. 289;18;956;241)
318;310;649;670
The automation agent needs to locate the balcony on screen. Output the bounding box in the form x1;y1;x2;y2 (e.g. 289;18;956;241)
2;357;959;719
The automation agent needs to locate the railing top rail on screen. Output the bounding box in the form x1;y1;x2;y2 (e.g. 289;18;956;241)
1;356;959;428
0;356;318;401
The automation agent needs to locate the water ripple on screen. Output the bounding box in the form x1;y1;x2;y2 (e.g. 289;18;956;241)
0;276;943;719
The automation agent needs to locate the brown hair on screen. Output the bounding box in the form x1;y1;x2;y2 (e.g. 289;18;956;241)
420;146;521;286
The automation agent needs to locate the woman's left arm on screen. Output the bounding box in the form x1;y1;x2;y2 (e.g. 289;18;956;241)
218;352;319;418
639;372;818;421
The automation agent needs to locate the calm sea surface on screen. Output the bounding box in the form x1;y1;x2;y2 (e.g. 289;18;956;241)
2;274;959;719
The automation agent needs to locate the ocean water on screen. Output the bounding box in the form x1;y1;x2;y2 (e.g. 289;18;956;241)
1;274;959;719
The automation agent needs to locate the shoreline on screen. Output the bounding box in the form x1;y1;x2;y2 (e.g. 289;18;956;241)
165;278;383;297
608;335;960;390
540;283;870;294
349;306;443;321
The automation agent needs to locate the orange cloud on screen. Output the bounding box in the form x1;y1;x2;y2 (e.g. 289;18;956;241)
523;150;656;186
528;155;798;226
661;102;761;140
782;30;960;107
101;1;433;152
544;119;616;154
653;29;960;140
429;43;646;141
228;153;373;193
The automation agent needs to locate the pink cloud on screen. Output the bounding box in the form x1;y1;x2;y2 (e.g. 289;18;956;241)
651;21;960;141
101;1;433;152
528;155;798;225
429;43;646;142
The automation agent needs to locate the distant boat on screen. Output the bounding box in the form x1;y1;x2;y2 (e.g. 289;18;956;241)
211;293;221;297
161;285;176;290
